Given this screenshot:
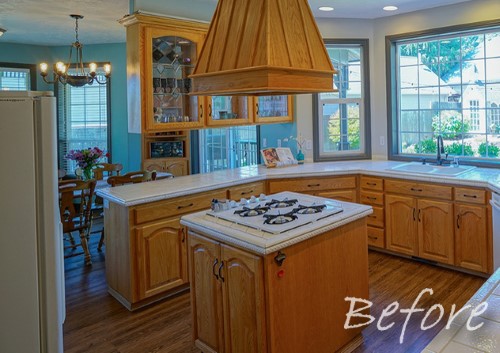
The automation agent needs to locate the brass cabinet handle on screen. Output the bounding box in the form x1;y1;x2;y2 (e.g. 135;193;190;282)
177;203;194;209
456;214;461;229
463;194;477;198
368;235;378;240
241;190;254;195
367;182;377;186
418;209;421;222
200;104;203;118
180;228;186;243
413;208;416;221
411;187;423;192
256;103;259;116
308;183;321;187
367;196;377;200
208;104;212;118
218;261;225;282
212;258;219;280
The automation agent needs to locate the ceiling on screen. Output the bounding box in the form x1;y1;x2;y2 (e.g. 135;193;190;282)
0;0;474;46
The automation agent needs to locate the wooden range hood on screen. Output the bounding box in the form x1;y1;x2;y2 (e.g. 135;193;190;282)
190;0;337;96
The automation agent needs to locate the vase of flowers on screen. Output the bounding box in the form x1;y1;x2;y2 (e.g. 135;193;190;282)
66;147;109;180
284;134;306;164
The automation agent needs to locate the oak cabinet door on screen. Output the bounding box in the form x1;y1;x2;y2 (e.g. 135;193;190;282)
455;204;488;273
189;233;224;353
166;159;188;176
221;244;266;353
417;199;454;264
385;194;417;255
135;218;188;299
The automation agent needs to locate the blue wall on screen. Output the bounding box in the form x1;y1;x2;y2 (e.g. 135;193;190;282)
0;42;141;172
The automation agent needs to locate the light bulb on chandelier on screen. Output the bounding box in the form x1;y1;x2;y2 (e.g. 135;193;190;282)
40;14;111;87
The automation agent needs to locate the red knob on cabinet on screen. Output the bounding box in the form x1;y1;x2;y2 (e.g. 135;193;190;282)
277;269;285;278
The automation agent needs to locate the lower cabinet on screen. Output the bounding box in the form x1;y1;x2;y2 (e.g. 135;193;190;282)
385;194;454;264
135;218;188;299
455;203;489;272
188;233;266;353
143;157;189;176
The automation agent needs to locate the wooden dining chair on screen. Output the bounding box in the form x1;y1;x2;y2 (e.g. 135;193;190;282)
58;179;97;266
58;169;66;180
93;163;123;180
106;170;157;187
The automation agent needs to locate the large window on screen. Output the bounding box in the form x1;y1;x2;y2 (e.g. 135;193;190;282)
0;64;36;91
388;24;500;162
57;70;110;172
314;39;371;161
198;126;259;173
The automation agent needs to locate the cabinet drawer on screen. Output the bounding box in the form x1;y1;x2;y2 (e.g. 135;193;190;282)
228;182;265;199
315;189;357;202
133;189;227;225
367;227;385;248
360;176;383;191
385;179;452;200
268;176;356;193
366;206;384;228
360;191;384;206
454;187;486;204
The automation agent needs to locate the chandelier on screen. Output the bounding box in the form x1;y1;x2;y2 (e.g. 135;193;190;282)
40;15;111;87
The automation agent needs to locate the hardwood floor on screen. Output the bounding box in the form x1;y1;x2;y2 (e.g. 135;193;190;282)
64;224;485;353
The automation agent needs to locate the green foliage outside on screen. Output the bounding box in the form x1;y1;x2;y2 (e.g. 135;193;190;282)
399;36;480;80
414;139;437;154
328;106;360;150
478;142;500;157
431;111;471;140
446;142;474;156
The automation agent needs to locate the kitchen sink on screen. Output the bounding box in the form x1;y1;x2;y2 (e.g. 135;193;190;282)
389;162;475;177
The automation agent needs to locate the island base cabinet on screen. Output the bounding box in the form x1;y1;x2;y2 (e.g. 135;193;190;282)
135;218;188;299
187;217;369;353
188;233;266;353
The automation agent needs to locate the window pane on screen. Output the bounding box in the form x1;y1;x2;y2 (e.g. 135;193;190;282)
199;126;258;173
0;67;30;90
394;28;500;161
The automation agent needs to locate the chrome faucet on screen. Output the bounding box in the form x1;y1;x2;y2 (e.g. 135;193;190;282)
436;135;447;165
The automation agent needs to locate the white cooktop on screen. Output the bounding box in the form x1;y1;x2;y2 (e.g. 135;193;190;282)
206;191;344;235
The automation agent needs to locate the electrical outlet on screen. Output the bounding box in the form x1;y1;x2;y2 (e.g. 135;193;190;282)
306;139;313;150
262;138;267;147
380;136;385;146
277;139;281;147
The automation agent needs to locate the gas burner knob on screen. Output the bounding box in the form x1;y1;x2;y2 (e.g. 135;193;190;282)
250;195;257;203
240;198;248;205
259;193;267;201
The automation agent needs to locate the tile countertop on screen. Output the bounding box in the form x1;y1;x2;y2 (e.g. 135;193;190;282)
423;267;500;353
96;160;500;207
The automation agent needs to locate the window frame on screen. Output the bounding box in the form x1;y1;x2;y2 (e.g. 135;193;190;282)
0;63;37;90
386;19;500;167
313;39;371;162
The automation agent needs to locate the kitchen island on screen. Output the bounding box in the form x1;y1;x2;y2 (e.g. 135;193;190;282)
181;192;373;353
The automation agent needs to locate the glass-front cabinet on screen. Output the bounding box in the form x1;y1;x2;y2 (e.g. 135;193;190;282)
146;28;205;130
253;95;293;124
206;96;253;126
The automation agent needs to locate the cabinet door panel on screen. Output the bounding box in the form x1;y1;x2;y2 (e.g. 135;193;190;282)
455;204;489;273
418;199;454;264
135;218;187;299
221;244;266;353
188;233;224;353
386;194;417;255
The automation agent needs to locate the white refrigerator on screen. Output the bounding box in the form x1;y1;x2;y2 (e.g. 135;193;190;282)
0;91;65;353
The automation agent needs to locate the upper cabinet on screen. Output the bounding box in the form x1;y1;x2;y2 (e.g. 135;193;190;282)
120;14;208;133
206;96;253;126
254;95;293;124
